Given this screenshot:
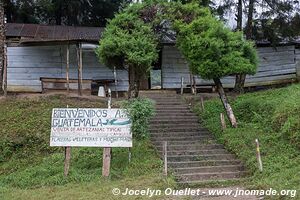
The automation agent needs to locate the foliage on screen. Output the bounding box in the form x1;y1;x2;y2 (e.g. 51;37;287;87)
0;95;166;190
0;95;104;162
121;98;155;139
172;3;258;80
4;0;131;26
96;5;159;97
194;84;300;199
96;10;158;72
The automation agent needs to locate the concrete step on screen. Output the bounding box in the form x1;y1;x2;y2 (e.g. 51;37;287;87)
139;90;177;95
155;101;187;107
168;160;242;168
151;116;198;120
152;139;214;145
153;113;198;117
149;127;205;133
175;171;245;182
149;131;211;137
150;119;199;124
152;99;181;102
155;144;224;151
150;135;212;142
177;178;242;186
159;149;228;156
146;96;179;99
155;105;189;109
155;108;191;112
152;139;216;147
174;165;244;174
150;123;201;128
167;154;237;162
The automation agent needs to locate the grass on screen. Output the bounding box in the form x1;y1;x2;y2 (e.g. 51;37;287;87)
193;83;300;199
0;95;176;199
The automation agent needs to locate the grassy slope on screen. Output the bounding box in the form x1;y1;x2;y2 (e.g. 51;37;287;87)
0;95;175;199
194;84;300;199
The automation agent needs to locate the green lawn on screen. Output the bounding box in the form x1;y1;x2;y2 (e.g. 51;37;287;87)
193;83;300;199
0;95;175;200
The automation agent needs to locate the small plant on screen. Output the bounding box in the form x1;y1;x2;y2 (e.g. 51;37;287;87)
122;98;155;139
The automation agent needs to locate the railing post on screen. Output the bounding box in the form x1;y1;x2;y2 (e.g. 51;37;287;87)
180;77;184;95
163;141;168;176
108;88;111;109
200;96;205;111
220;113;226;131
255;139;263;172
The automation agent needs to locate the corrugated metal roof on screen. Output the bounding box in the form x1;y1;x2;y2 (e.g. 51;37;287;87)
5;23;103;43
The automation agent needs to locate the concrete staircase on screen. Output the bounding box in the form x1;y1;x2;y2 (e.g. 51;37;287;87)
142;90;245;185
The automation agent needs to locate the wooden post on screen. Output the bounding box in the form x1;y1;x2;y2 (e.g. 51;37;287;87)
102;147;111;177
64;104;71;176
128;148;131;163
163;141;167;176
102;94;112;177
190;73;194;94
108;88;112;109
255;139;263;172
296;61;300;81
180;77;184;95
64;146;71;176
193;75;196;95
114;66;118;98
220;113;226;131
77;43;83;96
200;96;205;111
3;42;7;96
66;44;70;93
190;73;196;95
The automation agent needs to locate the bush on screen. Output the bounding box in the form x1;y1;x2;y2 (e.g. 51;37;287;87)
122;98;155;139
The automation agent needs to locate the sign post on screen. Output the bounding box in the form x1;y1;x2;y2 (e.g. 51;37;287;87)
50;108;132;177
102;89;112;177
64;105;71;176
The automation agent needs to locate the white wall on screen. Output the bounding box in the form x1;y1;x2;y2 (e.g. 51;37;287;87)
7;44;129;92
161;45;297;88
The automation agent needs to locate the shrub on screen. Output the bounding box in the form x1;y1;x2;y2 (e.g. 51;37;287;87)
122;98;155;139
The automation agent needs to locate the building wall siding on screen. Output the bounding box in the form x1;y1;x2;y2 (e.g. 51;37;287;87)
7;44;129;92
162;45;297;89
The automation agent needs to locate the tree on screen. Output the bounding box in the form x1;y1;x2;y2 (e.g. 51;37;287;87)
95;8;158;98
233;0;245;93
0;1;4;94
172;3;258;127
5;0;131;26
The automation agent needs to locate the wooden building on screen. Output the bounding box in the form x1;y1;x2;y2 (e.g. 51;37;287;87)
5;23;300;95
5;23;128;95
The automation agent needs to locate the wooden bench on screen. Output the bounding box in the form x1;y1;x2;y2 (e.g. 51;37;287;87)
40;77;92;93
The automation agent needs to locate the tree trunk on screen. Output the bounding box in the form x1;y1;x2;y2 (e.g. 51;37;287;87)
234;73;246;93
234;0;243;93
236;0;243;31
128;65;140;99
128;65;135;99
135;78;140;98
0;2;4;94
246;0;255;40
234;0;254;93
213;78;237;128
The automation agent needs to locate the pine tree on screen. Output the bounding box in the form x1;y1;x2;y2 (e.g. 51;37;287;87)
0;0;4;94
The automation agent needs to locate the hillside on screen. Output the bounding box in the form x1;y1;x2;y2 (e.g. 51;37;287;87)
0;95;174;199
194;83;300;199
